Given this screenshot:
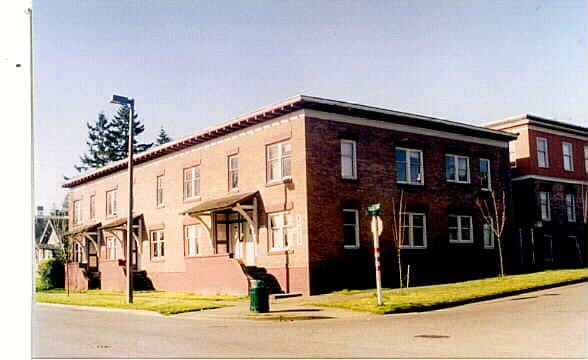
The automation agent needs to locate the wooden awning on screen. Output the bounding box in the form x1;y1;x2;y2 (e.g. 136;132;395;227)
180;191;258;216
65;222;101;236
101;214;143;231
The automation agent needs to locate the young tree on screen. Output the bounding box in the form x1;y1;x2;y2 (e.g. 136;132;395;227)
108;105;153;160
390;191;407;289
75;113;115;172
476;190;507;278
155;127;172;145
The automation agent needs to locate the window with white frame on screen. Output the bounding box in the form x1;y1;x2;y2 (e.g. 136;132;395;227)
185;224;200;256
584;145;588;174
156;175;164;206
396;148;423;184
267;142;292;182
106;237;118;260
509;141;517;166
151;230;165;258
539;191;551;221
537;137;549;168
269;212;296;250
341;140;357;179
73;242;83;263
446;155;470;183
228;155;239;190
565;193;576;222
400;213;427;249
562;142;574;171
183;166;200;200
480;158;491;190
483;220;495;249
89;195;95;220
342;209;360;249
448;215;473;243
73;200;81;225
106;189;117;217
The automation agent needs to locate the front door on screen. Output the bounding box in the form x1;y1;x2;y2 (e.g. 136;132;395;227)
229;219;256;266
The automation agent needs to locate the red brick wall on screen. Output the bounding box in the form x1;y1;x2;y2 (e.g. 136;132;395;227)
65;262;88;291
100;260;127;291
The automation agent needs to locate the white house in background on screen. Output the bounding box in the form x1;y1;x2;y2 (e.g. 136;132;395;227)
34;206;68;267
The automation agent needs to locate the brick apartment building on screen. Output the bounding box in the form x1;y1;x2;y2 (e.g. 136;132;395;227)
486;115;587;270
63;95;516;295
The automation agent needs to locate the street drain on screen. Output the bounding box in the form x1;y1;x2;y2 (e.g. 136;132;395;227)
415;334;450;339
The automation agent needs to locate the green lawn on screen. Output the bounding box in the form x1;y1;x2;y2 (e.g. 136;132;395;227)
315;269;587;314
35;289;245;315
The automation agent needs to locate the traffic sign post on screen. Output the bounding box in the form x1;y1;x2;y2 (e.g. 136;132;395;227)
368;203;384;306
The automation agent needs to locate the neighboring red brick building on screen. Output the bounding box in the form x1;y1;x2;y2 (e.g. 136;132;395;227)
485;115;587;270
63;95;516;295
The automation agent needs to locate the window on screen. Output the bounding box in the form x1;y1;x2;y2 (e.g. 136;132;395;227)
446;155;470;183
396;148;423;185
562;142;574;171
400;213;427;249
156;175;164;206
480;158;491;190
565;193;576;222
183;166;200;200
483;220;495;249
228;155;239;190
269;212;296;250
89;195;95;220
448;215;473;243
185;225;200;256
537;137;549;168
73;200;81;225
151;230;165;258
539;191;551;221
584;145;588;174
341;140;357;179
106;189;117;217
267;142;292;182
509;141;517;166
73;242;83;263
342;209;360;249
106;237;118;260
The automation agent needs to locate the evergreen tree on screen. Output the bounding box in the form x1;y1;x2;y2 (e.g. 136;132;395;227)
75;113;115;172
155;127;172;145
107;105;153;161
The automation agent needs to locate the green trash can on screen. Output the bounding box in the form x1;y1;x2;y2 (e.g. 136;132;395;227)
249;280;269;313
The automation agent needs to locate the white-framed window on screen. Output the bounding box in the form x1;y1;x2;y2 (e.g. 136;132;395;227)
73;200;81;225
267;142;292;182
448;215;473;243
396;148;423;185
269;212;296;250
228;155;239;190
151;230;165;258
509;141;517;167
483;219;495;249
446;154;470;183
584;145;588;174
185;224;200;256
106;189;117;217
156;175;164;206
73;242;83;263
537;137;549;168
106;237;118;260
183;166;200;200
543;234;554;262
342;209;360;249
565;193;576;222
400;213;427;249
89;195;95;220
341;140;357;179
562;142;574;171
539;191;551;221
480;158;491;190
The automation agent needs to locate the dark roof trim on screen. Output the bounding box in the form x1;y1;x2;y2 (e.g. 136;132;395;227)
485;114;588;137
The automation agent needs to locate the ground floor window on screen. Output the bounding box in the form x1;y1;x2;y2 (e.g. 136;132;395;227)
400;213;427;249
151;230;165;258
343;209;360;249
449;215;473;243
483;220;495;249
185;225;200;256
73;242;83;263
269;212;296;250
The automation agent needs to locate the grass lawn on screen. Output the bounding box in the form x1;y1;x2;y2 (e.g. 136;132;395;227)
315;269;587;314
35;289;245;315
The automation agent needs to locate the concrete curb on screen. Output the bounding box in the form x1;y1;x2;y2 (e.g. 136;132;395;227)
34;302;165;317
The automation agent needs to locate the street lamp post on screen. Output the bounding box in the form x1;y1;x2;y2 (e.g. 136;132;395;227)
111;94;135;304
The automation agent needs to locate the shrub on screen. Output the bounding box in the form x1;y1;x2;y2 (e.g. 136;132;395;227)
37;258;65;290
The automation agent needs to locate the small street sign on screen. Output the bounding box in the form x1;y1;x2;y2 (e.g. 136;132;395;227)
367;203;383;216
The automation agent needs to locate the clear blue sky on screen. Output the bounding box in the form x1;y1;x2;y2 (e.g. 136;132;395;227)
34;0;587;210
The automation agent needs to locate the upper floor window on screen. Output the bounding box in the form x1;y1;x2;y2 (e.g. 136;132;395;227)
341;140;357;179
584;145;588;174
73;200;81;225
228;155;239;190
106;189;117;217
156;175;164;207
483;219;495;249
269;212;296;250
89;195;95;220
539;191;551;221
537;137;549;168
183;166;200;200
448;215;473;243
185;224;200;256
342;209;360;249
446;154;470;183
565;193;576;222
396;148;423;185
151;230;165;258
400;213;427;249
267;142;292;182
509;141;517;166
562;142;574;171
480;158;491;190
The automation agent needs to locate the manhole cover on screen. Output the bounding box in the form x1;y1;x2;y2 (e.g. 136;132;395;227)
415;334;450;339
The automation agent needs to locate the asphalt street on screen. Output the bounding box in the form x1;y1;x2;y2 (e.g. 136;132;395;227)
32;283;587;358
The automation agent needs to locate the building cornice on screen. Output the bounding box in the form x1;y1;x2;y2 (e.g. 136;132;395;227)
512;174;588;185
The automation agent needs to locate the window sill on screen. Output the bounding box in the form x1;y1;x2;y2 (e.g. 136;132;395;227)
399;246;427;250
447;180;471;184
183;196;202;204
267;249;294;256
484;247;495;250
265;177;292;188
229;188;240;193
156;204;165;209
449;240;474;244
480;188;491;192
397;181;424;186
151;257;166;262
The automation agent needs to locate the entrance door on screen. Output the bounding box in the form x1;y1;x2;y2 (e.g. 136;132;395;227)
229;220;256;266
241;222;256;266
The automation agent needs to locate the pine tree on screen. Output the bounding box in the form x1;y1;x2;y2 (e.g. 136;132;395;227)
75;113;115;172
155;127;172;145
107;105;153;161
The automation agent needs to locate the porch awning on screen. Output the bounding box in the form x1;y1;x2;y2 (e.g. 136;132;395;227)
181;191;258;216
65;222;101;236
101;214;143;231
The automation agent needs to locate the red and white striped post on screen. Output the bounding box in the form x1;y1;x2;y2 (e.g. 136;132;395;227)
370;214;384;306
